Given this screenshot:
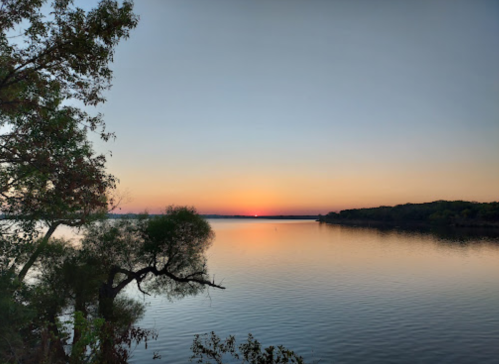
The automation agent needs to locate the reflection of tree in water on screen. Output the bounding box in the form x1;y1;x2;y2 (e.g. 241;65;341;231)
320;201;499;228
320;221;499;246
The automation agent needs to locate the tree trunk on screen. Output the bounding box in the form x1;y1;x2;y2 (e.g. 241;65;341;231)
18;223;59;282
98;283;118;363
70;298;87;364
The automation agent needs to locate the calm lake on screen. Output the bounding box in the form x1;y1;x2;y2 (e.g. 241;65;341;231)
64;219;499;364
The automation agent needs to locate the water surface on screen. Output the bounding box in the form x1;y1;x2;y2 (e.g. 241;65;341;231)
126;219;499;363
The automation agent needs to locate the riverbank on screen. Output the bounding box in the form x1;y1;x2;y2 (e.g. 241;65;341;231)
318;200;499;228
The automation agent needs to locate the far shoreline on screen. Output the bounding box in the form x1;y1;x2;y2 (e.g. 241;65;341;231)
317;200;499;229
107;213;319;220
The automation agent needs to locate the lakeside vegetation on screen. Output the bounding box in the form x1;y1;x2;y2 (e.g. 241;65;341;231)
318;201;499;227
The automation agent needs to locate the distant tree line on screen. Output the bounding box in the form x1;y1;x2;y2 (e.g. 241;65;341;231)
318;201;499;227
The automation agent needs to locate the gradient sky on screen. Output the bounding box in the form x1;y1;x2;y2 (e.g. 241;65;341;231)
84;0;498;215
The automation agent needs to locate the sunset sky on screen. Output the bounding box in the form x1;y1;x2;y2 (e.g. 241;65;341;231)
86;0;498;215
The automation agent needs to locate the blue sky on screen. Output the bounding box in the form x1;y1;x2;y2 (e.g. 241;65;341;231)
82;0;499;214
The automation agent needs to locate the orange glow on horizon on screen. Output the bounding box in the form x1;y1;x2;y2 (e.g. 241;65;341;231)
113;164;499;215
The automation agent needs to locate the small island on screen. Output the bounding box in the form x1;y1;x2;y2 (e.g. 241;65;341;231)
318;200;499;228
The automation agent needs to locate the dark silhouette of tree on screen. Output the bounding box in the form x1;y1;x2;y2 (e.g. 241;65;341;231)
0;0;139;361
319;200;499;227
0;0;138;114
0;0;138;281
28;207;225;363
80;207;225;320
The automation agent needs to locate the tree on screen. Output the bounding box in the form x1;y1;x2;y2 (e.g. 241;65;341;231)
31;206;225;363
0;0;138;281
3;107;118;281
81;206;225;363
0;0;139;361
1;0;138;113
79;207;225;321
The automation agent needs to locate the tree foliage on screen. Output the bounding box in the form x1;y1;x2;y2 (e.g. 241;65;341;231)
1;207;225;363
65;207;223;363
0;0;138;280
0;0;138;112
79;207;224;318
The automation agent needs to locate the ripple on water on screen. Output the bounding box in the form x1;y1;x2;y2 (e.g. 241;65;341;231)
128;221;499;364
